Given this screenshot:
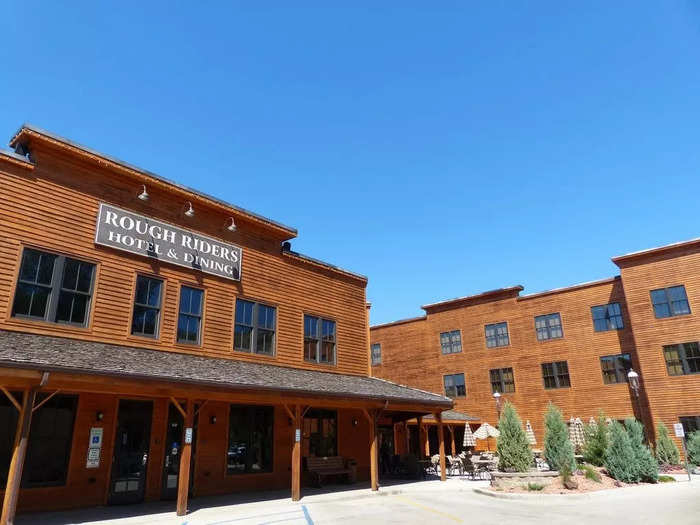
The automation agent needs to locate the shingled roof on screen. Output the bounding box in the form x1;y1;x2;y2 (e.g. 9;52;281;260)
0;330;451;407
422;410;480;422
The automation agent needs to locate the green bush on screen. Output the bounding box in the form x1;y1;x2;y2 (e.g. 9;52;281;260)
658;475;676;483
581;463;601;483
687;431;700;466
654;422;680;466
625;419;658;483
583;411;609;467
543;403;576;473
526;482;544;491
496;401;532;472
605;421;638;482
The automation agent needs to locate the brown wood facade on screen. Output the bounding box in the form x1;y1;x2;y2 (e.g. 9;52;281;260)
0;126;451;522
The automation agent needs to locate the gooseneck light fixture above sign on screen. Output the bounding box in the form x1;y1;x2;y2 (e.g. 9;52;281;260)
227;217;237;232
184;201;195;218
137;185;149;201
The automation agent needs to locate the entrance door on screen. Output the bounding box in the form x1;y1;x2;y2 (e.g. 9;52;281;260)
161;403;198;500
109;400;153;505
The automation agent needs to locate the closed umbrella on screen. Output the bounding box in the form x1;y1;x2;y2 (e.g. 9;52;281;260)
463;423;476;447
525;420;536;446
589;416;597;428
568;417;585;452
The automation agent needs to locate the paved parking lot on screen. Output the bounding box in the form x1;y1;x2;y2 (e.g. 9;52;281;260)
16;477;700;525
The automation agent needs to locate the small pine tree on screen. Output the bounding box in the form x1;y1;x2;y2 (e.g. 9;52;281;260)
543;403;576;473
625;419;658;483
496;401;532;472
687;431;700;467
655;422;680;466
583;411;609;467
605;421;638;482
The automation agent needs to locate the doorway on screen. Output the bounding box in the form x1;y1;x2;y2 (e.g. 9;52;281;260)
161;402;198;500
109;400;153;505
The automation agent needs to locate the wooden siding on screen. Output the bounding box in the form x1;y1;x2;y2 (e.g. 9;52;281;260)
371;279;638;444
617;245;700;447
0;143;369;376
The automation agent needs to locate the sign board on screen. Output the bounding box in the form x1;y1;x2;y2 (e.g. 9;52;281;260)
86;427;104;468
185;428;193;444
95;203;242;281
295;429;301;443
674;423;685;438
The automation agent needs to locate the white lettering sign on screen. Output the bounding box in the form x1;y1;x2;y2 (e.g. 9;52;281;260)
86;427;104;468
185;428;193;444
674;423;685;438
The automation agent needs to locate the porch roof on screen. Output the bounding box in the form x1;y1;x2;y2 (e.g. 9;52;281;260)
422;410;480;422
0;330;451;408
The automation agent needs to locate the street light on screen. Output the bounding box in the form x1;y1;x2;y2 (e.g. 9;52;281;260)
493;391;502;420
627;369;640;398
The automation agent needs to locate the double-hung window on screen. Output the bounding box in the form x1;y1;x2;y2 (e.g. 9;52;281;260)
650;285;691;318
131;275;163;337
541;361;571;389
663;342;700;376
485;322;509;348
440;330;462;354
535;313;563;341
177;286;203;344
304;315;336;364
600;353;632;384
591;303;624;332
371;343;382;365
490;367;515;393
12;248;95;327
443;373;466;398
234;299;276;355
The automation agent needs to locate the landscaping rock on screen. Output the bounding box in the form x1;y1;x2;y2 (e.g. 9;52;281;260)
563;478;579;490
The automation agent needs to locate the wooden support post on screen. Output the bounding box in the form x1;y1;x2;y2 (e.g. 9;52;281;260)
369;409;378;491
291;404;302;502
448;425;456;456
436;412;446;481
176;400;194;516
1;389;37;525
417;416;426;458
404;421;410;455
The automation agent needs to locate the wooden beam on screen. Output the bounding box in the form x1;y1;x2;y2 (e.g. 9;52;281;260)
417;416;426;458
302;405;311;418
176;400;194;516
404;421;410;456
282;404;295;421
170;397;186;418
369;409;378;491
194;400;208;417
0;387;21;412
32;390;60;413
291;404;302;502
448;424;456;456
436;412;446;482
1;388;37;525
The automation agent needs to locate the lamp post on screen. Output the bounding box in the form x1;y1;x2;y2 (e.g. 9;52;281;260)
493;391;502;421
627;369;640;398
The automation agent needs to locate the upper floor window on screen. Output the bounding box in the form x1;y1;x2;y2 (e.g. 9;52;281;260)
371;343;382;365
177;286;203;345
485;322;509;348
600;353;631;384
680;415;700;434
535;313;563;341
131;275;163;338
234;299;276;355
440;330;462;354
443;373;466;398
541;361;571;389
651;285;690;318
12;248;95;327
490;367;515;394
304;315;336;364
663;342;700;376
591;303;624;332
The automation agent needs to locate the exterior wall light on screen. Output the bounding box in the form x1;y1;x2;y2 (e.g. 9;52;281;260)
184;202;194;217
627;369;640;398
227;217;237;232
210;415;217;425
137;185;149;201
96;411;104;422
493;391;502;419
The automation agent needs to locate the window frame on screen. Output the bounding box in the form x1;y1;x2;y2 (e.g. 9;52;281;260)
599;353;632;385
11;247;96;328
489;367;515;394
439;330;462;354
591;302;624;332
663;342;700;376
225;404;274;475
234;298;277;356
304;314;336;365
130;274;164;339
541;360;571;389
176;284;204;345
443;373;466;398
484;321;510;348
650;285;691;319
679;415;700;434
534;313;563;341
371;343;382;366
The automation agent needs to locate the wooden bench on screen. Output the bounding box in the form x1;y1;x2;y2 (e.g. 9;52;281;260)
306;456;353;486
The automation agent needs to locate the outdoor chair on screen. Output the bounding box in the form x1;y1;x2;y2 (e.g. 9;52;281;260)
447;455;463;476
460;456;477;479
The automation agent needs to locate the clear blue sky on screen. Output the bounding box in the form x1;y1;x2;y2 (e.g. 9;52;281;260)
2;2;700;325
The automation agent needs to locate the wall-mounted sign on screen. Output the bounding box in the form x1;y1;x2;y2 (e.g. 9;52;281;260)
95;203;242;281
185;428;193;444
86;427;103;468
295;429;301;443
674;423;685;438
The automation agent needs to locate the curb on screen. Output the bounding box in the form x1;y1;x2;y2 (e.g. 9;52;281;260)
472;481;695;501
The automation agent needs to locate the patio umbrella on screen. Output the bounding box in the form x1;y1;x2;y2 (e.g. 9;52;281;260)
525;420;536;446
473;422;500;452
463;423;476;447
568;417;585;452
